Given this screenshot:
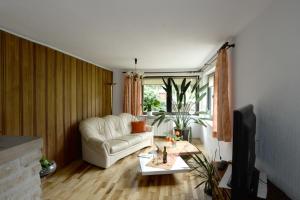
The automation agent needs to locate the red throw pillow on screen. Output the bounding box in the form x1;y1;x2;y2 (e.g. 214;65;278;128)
131;121;146;133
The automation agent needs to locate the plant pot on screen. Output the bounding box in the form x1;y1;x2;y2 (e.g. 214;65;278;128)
174;128;190;141
204;193;212;200
204;183;213;197
181;129;190;141
40;161;57;177
147;111;153;116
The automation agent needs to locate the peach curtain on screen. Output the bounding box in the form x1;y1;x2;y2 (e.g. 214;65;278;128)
123;75;142;116
212;48;232;142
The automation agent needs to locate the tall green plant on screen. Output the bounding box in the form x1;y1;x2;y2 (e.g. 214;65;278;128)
152;77;209;129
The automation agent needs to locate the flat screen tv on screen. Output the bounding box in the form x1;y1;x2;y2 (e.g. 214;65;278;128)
231;104;259;199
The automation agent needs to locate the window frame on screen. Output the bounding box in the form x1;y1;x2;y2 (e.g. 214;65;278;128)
207;72;215;117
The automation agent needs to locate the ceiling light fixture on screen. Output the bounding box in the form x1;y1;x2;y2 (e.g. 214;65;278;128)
127;58;144;80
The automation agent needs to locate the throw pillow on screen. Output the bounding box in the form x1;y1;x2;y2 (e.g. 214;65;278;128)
131;121;146;133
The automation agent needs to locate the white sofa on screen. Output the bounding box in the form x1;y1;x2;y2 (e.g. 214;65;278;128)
79;113;153;168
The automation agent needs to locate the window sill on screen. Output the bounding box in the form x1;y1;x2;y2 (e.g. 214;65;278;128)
204;120;213;127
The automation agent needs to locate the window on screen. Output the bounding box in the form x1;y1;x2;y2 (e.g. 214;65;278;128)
142;76;199;113
207;73;214;115
171;77;197;113
143;84;167;111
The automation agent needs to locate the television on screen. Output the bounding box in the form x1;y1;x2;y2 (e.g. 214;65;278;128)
231;104;259;199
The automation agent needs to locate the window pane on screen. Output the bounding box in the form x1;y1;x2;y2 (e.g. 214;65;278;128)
171;77;197;113
143;85;166;111
207;74;214;115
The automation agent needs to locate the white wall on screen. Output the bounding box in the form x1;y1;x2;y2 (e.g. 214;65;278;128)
234;0;300;198
191;123;232;161
112;68;124;115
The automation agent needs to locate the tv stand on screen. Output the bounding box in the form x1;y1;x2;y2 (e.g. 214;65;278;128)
213;161;291;200
249;168;260;197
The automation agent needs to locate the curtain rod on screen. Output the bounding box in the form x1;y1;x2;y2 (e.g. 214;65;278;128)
122;70;198;74
122;42;235;74
199;42;235;72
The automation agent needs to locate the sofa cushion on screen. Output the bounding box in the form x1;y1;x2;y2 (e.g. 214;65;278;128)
119;113;138;135
106;139;129;154
79;117;107;141
104;115;126;138
134;132;153;140
131;121;146;133
117;135;143;146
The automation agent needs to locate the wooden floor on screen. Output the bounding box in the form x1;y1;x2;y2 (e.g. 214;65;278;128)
42;138;207;200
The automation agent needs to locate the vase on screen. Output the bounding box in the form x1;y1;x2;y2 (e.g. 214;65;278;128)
147;111;153;116
172;140;176;147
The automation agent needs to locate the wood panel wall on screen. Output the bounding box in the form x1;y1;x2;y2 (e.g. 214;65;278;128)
0;30;113;167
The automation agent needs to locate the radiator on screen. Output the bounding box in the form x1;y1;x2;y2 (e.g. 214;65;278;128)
144;117;174;137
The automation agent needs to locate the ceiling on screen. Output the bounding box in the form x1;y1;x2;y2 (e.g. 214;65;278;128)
0;0;272;70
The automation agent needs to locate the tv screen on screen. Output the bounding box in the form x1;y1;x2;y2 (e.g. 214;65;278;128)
231;104;258;199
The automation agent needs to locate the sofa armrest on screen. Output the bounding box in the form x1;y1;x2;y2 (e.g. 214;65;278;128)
83;136;109;155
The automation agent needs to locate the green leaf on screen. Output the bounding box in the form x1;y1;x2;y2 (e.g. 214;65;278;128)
157;115;166;127
183;81;191;93
196;93;207;102
195;180;207;188
171;78;179;97
191;79;200;93
181;78;187;92
162;77;168;86
162;86;167;92
151;115;163;126
198;83;208;93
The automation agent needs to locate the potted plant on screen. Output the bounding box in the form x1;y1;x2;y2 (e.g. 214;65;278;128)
188;151;216;199
143;92;161;116
152;77;209;141
39;156;57;177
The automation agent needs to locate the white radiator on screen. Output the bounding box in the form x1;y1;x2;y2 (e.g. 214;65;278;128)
143;117;174;137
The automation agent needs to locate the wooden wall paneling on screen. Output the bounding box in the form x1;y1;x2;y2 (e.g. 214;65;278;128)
0;30;113;167
82;62;88;119
70;57;78;160
107;71;113;115
55;51;64;165
34;44;47;154
63;54;71;164
101;69;107;116
46;48;56;161
0;31;3;135
98;69;104;116
87;64;92;117
103;70;108;115
20;39;34;136
95;67;99;116
3;32;20;135
102;70;112;115
91;65;96;116
76;60;83;122
98;68;103;116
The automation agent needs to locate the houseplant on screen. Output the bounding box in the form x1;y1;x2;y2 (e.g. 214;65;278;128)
188;150;216;198
39;156;57;177
143;91;161;116
152;77;208;141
